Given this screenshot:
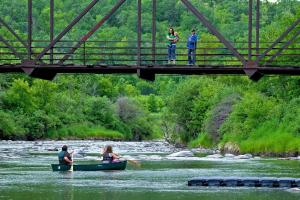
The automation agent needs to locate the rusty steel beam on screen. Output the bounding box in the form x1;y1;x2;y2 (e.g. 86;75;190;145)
1;64;300;76
256;0;260;59
152;0;156;64
35;0;100;61
0;18;28;49
181;0;247;65
28;0;32;60
258;17;300;62
58;0;126;64
267;29;300;63
0;35;24;60
248;0;253;61
137;0;142;66
50;0;54;64
0;18;43;63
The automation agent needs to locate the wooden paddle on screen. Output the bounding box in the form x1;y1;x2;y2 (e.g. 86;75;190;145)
126;159;141;168
118;154;141;168
69;151;74;172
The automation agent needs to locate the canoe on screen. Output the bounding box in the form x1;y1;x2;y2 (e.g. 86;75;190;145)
51;160;127;171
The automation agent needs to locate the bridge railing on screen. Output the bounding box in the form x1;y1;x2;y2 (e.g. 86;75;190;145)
0;40;299;66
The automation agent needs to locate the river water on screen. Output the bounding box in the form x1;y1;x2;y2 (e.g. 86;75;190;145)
1;140;300;200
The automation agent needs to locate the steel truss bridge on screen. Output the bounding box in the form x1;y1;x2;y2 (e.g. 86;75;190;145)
0;0;299;81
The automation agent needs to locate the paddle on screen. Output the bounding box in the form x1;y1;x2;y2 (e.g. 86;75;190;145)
69;151;74;172
118;154;141;168
126;159;141;168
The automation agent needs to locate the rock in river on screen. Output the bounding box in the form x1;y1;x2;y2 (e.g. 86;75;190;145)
167;150;194;157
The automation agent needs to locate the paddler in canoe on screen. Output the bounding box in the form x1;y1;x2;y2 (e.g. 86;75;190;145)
102;145;141;167
102;145;120;163
58;145;73;165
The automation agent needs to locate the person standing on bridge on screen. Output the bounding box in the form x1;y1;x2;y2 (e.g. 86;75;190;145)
166;27;177;64
187;29;198;65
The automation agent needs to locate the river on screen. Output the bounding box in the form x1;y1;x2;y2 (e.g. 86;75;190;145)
1;140;300;200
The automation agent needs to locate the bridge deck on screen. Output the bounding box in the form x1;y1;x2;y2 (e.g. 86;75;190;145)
1;64;299;75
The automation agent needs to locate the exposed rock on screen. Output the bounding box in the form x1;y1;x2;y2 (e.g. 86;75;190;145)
234;154;252;159
47;148;59;151
204;94;240;143
206;154;224;159
190;148;216;155
168;150;194;157
174;143;186;148
224;153;235;158
222;142;240;155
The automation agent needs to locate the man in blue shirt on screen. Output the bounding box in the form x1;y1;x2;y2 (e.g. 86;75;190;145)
187;29;198;65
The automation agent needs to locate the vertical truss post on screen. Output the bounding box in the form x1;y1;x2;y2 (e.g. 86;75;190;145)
83;41;86;65
36;0;100;61
50;0;54;64
137;0;142;66
248;0;253;61
28;0;32;60
152;0;156;65
256;0;260;60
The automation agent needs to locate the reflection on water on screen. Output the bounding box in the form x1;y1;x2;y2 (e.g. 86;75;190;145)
1;140;300;200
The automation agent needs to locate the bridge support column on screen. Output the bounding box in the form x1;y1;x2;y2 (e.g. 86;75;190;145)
137;68;155;81
21;60;57;80
243;61;264;81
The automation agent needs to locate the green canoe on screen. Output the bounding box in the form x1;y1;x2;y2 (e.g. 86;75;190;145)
51;160;127;171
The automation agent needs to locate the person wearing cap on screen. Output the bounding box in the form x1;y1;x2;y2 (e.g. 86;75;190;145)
58;145;73;165
187;29;198;65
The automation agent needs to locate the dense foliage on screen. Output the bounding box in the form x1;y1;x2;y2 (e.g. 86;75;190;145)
0;0;299;154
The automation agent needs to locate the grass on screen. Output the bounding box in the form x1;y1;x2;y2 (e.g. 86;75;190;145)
48;124;125;140
188;132;213;148
237;120;300;154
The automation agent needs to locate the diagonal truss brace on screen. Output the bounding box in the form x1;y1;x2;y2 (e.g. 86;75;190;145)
181;0;247;65
267;29;300;63
0;18;28;49
58;0;126;65
35;0;100;62
257;17;300;63
0;35;24;60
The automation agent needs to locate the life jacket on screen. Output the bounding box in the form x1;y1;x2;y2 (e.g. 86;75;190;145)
102;152;113;163
58;151;71;165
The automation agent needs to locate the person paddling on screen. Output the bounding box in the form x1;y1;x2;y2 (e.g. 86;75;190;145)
58;145;73;165
102;145;120;163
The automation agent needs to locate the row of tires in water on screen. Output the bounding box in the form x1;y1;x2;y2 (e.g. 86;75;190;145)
188;177;300;188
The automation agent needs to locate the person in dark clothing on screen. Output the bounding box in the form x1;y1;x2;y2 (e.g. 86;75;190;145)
187;29;198;65
58;145;73;165
102;145;120;163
